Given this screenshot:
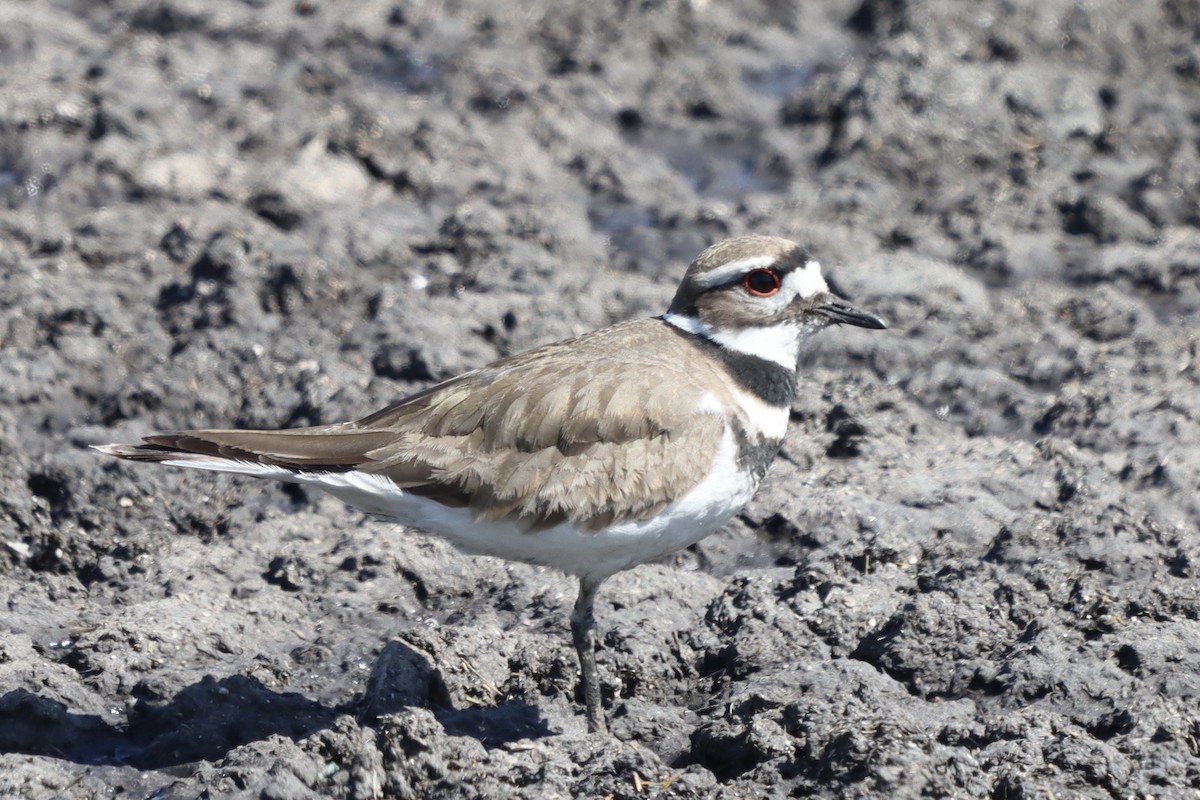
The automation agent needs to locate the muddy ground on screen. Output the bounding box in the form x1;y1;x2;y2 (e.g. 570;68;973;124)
1;0;1199;797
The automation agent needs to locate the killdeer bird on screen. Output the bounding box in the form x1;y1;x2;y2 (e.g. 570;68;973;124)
96;235;886;734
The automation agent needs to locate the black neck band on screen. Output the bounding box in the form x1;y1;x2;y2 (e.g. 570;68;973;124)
661;318;798;408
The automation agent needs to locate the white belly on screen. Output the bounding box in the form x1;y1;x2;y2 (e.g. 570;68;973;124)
153;412;764;581
305;421;758;581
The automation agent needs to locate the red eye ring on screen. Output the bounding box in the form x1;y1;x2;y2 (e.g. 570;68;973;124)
744;268;782;297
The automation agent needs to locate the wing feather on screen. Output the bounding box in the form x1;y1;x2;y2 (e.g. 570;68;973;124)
99;319;733;531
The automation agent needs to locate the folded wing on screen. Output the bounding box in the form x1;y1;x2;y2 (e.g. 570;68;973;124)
97;319;728;532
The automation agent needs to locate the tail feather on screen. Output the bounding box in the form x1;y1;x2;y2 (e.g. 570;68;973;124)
92;443;300;478
92;427;399;473
93;442;186;462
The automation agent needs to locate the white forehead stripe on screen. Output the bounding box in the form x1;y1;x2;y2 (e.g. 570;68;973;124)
784;259;828;299
698;255;779;288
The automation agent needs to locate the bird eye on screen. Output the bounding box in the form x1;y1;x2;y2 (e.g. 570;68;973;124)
743;269;782;297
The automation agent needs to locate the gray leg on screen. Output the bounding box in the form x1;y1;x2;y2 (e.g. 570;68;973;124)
570;575;607;734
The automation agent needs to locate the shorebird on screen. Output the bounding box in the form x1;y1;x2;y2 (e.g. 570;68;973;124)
96;235;886;733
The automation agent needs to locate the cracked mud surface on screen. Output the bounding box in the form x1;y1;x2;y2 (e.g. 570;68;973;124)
1;0;1198;797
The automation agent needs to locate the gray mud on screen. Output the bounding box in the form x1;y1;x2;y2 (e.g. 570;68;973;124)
2;0;1198;797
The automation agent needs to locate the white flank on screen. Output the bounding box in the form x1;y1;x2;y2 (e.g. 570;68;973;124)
697;254;779;288
113;394;758;583
324;393;756;581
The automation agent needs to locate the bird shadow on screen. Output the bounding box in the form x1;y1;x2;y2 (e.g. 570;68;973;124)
0;639;553;768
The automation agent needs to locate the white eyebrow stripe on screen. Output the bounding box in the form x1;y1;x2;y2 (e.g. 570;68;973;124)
697;255;779;288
